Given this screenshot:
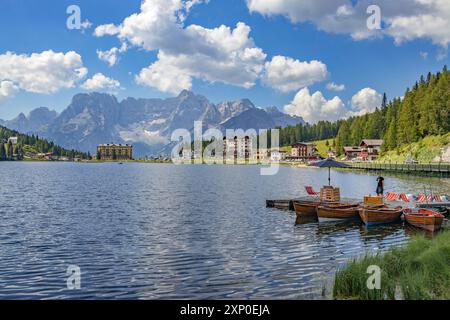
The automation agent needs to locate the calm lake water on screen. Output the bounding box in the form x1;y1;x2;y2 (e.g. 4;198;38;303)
0;162;449;299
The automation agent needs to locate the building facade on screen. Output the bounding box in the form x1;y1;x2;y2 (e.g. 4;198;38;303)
223;136;254;160
343;140;384;161
270;150;287;162
8;137;18;145
287;142;318;161
360;139;383;161
343;147;362;160
97;144;133;160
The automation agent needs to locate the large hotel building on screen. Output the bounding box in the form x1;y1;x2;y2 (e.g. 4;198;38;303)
97;144;133;160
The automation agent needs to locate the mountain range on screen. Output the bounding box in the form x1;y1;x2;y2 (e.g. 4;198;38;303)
0;90;304;156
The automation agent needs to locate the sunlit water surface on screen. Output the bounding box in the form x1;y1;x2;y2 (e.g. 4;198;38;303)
0;162;449;299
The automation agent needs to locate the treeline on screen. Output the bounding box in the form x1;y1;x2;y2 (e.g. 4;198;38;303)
0;126;90;161
336;65;449;155
277;120;341;146
273;65;450;155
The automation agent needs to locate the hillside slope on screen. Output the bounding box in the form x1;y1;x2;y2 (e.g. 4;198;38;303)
0;125;89;160
378;133;450;163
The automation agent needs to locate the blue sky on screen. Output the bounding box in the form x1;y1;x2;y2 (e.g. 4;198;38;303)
0;0;449;121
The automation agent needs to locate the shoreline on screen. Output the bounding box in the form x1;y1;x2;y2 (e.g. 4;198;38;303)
4;158;450;178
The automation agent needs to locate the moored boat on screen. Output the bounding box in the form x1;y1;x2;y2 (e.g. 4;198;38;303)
317;203;361;221
266;200;294;211
404;208;445;232
358;206;403;226
293;200;321;218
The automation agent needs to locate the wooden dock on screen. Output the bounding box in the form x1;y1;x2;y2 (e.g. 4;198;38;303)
349;162;450;176
266;197;362;211
417;202;450;209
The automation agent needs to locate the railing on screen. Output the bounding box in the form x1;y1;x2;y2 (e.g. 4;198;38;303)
348;161;450;175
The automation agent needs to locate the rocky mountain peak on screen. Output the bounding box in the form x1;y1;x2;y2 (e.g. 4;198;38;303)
0;91;305;156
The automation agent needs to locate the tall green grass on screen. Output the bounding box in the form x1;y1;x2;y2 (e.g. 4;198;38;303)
333;231;450;300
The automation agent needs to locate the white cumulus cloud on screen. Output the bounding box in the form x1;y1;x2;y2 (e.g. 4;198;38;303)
96;0;335;94
97;43;128;67
0;80;19;104
284;86;382;124
0;50;87;94
81;73;121;91
350;87;382;115
247;0;450;47
95;0;267;94
284;87;347;123
94;23;121;37
327;82;345;92
263;55;328;92
136;51;193;94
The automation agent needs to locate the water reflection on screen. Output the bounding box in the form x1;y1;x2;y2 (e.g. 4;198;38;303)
0;162;448;299
295;216;318;225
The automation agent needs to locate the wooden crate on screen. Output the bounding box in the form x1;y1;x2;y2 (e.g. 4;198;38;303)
364;196;384;206
320;186;340;202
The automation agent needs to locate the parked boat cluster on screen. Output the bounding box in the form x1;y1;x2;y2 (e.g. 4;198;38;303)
267;194;449;233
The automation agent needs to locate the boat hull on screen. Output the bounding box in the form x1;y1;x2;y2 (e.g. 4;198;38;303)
317;205;360;221
293;201;320;218
358;207;403;226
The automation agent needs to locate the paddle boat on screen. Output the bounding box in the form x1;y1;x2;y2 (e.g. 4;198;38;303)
293;200;321;218
403;208;445;232
358;206;403;226
316;203;361;221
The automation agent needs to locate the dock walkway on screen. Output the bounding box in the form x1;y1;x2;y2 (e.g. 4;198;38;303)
349;162;450;176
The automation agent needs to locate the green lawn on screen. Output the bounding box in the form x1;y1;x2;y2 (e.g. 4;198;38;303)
314;139;335;158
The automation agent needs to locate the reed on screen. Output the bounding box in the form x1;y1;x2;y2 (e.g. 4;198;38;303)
333;231;450;300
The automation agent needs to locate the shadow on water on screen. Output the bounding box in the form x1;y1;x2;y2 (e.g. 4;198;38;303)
315;220;361;236
404;224;446;239
295;216;318;225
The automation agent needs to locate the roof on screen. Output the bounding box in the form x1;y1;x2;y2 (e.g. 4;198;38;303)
98;144;132;147
343;146;362;152
292;142;316;147
271;150;288;153
360;139;384;147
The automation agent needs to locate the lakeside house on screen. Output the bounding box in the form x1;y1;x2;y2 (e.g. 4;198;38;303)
8;137;18;145
270;150;288;162
343;146;362;160
344;139;384;161
327;150;337;159
286;142;320;162
97;144;133;160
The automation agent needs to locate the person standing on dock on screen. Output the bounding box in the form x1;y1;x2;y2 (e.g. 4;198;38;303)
376;176;384;196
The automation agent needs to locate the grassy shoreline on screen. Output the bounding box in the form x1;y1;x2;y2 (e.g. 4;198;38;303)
333;230;450;300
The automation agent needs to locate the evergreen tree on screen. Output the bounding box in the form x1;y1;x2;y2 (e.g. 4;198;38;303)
7;141;13;159
382;93;387;109
0;143;6;160
0;125;89;160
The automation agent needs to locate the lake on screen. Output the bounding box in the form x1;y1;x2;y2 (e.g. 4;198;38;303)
0;162;449;299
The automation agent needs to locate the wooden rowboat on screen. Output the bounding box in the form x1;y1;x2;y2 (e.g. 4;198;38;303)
266;200;294;211
293;201;321;218
358;206;403;226
404;208;445;232
317;204;361;221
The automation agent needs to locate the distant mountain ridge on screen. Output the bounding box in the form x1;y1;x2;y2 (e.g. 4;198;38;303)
0;90;304;156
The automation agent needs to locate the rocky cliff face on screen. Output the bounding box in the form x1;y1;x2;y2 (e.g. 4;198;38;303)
1;91;305;156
